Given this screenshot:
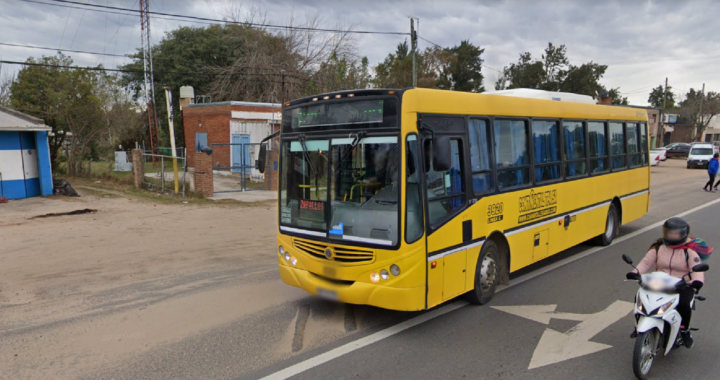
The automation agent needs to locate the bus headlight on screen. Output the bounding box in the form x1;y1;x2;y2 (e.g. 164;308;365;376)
390;264;401;276
290;256;298;266
380;269;390;280
370;272;380;283
284;252;291;262
279;246;285;256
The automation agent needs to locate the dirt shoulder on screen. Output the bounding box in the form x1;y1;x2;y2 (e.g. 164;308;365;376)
0;181;290;379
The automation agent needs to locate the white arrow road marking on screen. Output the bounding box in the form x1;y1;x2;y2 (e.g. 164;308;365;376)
259;198;720;380
493;300;633;369
491;305;587;325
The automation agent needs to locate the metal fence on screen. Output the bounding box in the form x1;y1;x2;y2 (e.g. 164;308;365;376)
210;142;269;193
141;148;190;197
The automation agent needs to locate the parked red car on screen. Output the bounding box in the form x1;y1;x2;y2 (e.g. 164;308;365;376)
665;143;692;158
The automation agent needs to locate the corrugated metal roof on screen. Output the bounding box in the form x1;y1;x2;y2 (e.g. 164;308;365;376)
0;106;51;131
187;101;282;108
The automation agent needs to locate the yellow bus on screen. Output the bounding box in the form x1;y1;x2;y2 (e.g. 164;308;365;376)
271;88;649;311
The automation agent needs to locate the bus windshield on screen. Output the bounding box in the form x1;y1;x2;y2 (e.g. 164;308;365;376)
280;136;400;246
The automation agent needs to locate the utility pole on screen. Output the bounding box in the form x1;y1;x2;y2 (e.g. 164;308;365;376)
139;0;159;159
281;70;286;106
410;18;417;88
164;87;179;195
659;77;668;147
699;83;706;141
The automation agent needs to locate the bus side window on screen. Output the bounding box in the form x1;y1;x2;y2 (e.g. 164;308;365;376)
588;121;609;174
532;120;561;183
609;122;627;170
426;139;464;225
406;135;424;243
469;119;493;193
563;121;588;178
639;122;648;166
627;122;641;167
494;120;530;189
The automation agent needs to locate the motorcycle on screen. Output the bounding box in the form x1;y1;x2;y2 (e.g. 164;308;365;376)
622;254;709;380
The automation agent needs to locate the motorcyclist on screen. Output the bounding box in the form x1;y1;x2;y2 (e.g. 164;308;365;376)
626;217;706;348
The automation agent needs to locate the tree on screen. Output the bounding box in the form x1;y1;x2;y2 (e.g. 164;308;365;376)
559;62;608;97
10;54;76;167
372;41;463;90
495;43;609;98
373;40;413;88
442;40;485;92
11;54;137;174
496;51;545;90
308;53;370;94
678;88;720;141
607;88;629;105
120;14;364;148
0;63;12;106
648;84;675;108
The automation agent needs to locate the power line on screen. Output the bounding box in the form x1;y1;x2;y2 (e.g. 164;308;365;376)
0;41;131;57
29;0;409;35
0;59;304;83
418;35;504;73
0;42;302;77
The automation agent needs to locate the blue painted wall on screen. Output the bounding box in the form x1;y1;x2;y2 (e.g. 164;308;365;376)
0;130;53;199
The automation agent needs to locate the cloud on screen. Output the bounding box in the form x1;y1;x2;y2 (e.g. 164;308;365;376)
1;0;718;105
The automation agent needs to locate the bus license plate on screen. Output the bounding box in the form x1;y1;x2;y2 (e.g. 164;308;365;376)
317;288;338;301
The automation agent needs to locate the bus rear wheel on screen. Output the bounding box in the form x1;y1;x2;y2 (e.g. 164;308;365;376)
593;203;618;246
465;241;500;305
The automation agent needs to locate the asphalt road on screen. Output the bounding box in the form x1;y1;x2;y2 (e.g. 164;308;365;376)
89;159;720;380
243;160;720;380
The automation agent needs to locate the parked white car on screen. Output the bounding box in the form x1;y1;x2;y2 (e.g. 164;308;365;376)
687;143;715;169
649;150;664;166
651;148;668;161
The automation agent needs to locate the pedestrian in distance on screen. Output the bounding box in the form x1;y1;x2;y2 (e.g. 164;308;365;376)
703;153;719;192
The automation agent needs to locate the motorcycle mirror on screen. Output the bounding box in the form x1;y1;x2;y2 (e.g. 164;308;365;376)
622;254;633;265
692;263;709;273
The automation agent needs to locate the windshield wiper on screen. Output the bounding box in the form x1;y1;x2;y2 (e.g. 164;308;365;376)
336;131;366;173
375;200;398;205
298;134;317;176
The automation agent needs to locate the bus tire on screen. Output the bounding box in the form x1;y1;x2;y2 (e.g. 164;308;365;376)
465;240;500;305
593;203;618;246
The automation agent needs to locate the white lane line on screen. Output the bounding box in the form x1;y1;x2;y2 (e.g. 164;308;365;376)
259;196;720;380
258;301;469;380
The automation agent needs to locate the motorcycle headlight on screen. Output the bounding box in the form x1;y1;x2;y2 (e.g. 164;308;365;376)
656;301;674;316
636;296;644;313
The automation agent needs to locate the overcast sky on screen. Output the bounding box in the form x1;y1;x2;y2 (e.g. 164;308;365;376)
1;0;718;105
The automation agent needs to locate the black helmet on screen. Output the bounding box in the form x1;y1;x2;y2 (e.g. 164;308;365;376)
663;217;690;246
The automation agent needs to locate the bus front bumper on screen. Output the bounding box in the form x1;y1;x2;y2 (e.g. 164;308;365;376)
278;265;425;311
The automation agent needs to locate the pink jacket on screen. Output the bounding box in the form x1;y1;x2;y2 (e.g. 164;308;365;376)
635;244;705;284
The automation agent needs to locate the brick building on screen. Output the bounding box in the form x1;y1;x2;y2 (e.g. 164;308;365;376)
182;101;281;176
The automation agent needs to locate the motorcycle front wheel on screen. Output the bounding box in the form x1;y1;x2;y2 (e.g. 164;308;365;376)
633;330;658;380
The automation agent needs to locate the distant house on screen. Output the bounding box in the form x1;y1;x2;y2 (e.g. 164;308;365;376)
0;105;54;199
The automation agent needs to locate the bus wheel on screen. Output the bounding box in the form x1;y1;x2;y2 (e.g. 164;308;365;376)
465;241;499;305
593;203;618;246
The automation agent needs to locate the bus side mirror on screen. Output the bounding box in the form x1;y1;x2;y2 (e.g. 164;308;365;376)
433;136;451;172
258;144;267;174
